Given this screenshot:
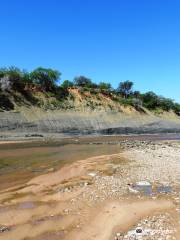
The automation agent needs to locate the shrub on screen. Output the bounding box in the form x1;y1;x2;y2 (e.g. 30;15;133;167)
61;80;74;89
158;97;174;111
98;82;112;91
141;92;159;109
74;76;94;88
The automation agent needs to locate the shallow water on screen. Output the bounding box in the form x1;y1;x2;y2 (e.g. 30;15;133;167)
0;142;121;190
157;185;173;194
0;133;179;191
131;183;173;196
17;201;36;209
132;184;153;195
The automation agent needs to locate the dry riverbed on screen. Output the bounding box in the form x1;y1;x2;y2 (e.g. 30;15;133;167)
0;139;179;240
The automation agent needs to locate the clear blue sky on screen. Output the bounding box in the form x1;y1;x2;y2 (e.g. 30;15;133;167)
0;0;179;102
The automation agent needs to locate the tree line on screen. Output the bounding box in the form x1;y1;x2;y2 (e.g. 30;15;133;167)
0;66;180;115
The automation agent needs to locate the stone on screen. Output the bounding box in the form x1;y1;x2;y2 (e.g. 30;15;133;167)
0;226;11;233
136;181;151;186
136;227;143;233
88;172;96;177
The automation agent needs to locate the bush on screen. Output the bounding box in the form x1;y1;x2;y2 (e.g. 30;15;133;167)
142;92;176;112
158;97;174;111
141;92;159;109
74;76;95;88
61;80;74;89
98;82;112;91
118;98;134;106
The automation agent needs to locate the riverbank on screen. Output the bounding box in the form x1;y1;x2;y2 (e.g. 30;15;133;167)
0;140;179;239
1;106;180;140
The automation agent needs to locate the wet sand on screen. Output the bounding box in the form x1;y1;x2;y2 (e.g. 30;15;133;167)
0;138;179;239
0;143;121;190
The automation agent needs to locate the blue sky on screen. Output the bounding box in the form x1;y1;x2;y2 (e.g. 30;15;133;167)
0;0;179;102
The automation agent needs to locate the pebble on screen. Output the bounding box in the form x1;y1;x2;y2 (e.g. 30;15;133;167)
0;226;11;233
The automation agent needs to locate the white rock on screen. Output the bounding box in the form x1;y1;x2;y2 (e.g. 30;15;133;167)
88;172;96;177
128;186;138;194
136;181;151;186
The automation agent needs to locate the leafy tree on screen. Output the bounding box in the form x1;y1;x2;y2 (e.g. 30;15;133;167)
117;80;134;98
74;76;92;87
158;97;174;111
90;82;98;89
133;90;141;98
141;92;159;109
98;82;112;91
142;92;175;111
61;80;74;89
31;67;61;91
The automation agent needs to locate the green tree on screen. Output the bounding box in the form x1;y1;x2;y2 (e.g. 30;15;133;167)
31;67;61;91
158;97;174;111
74;76;92;87
98;82;112;91
117;80;134;98
61;80;74;89
133;91;141;98
142;92;159;109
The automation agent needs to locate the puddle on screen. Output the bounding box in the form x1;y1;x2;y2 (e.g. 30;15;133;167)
129;181;153;196
129;182;173;196
131;184;153;195
18;201;36;209
0;201;36;213
157;186;172;194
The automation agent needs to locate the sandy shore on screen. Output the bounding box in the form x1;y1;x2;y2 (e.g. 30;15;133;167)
0;140;179;240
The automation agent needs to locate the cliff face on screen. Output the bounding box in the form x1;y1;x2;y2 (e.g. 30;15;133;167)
0;89;180;139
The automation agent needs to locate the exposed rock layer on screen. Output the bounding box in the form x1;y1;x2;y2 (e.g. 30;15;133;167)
1;108;180;138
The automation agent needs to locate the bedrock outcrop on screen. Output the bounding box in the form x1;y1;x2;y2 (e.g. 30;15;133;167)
1;108;180;139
